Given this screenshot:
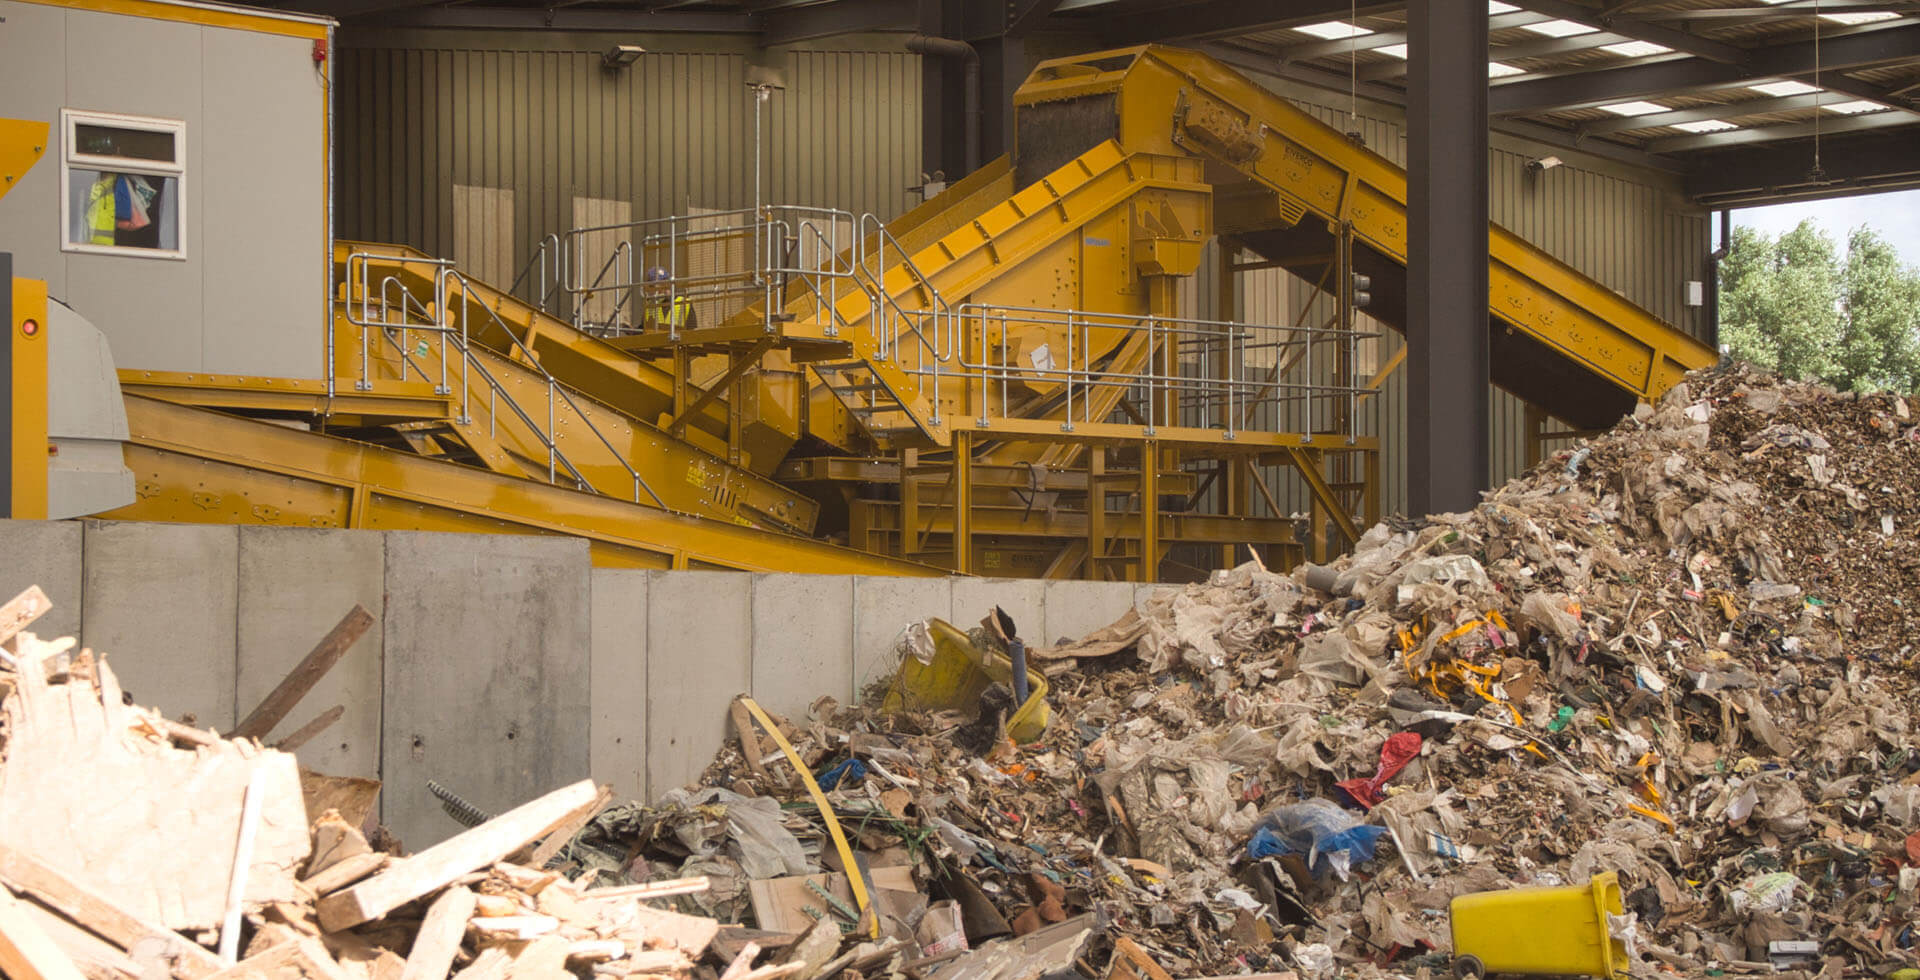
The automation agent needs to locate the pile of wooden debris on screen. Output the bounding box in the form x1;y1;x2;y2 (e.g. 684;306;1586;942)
0;588;743;980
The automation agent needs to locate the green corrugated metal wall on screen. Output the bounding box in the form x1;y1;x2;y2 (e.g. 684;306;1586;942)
335;35;1709;525
336;32;923;286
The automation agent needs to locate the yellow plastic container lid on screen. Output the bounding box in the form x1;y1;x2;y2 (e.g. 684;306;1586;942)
1449;871;1628;979
880;617;1051;743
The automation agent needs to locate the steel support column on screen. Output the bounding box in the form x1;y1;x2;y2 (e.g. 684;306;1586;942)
918;0;966;181
978;34;1028;166
953;431;973;574
1407;0;1490;515
1139;440;1159;582
1087;446;1106;580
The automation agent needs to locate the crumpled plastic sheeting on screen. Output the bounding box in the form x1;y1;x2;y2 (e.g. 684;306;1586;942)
656;786;810;879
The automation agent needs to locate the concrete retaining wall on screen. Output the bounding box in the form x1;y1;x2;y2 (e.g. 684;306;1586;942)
0;519;1153;846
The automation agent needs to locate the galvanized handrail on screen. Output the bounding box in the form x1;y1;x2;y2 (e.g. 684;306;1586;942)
442;268;663;507
506;234;566;313
576;240;637;335
934;303;1380;437
854;213;952;365
339;250;661;507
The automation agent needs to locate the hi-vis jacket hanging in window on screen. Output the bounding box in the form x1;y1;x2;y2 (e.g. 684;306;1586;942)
85;173;159;248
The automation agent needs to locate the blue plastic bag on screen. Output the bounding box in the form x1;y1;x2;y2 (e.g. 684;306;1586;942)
1245;798;1387;879
816;757;868;790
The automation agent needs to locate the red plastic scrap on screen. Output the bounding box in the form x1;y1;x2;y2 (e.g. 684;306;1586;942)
1335;731;1424;809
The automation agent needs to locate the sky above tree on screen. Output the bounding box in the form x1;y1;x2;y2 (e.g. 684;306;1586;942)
1733;188;1920;261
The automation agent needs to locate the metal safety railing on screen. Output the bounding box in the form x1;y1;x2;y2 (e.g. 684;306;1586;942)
339;250;662;506
933;303;1381;439
506;233;567;316
529;204;961;432
542;205;875;341
529;205;951;360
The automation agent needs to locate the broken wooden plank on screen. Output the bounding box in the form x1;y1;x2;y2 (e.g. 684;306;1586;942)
0;586;52;650
398;887;475;980
718;942;763;980
1105;936;1175;980
300;771;382;833
712;928;799;964
201;931;348;980
620;949;691;973
307;811;373;879
579;876;710;902
230;604;374;741
488;863;559;896
774;915;840;980
217;766;269;963
470;915;559;941
624;904;720;959
563;940;625;965
0;844;225;980
274;705;346;752
18;897;144;980
449;948;510;980
737;963;809;980
201;941;303;980
472;894;519;918
305;852;388;897
729;698;775;785
318;779;595;932
0;885;88;980
501;936;568;980
524;784;613;869
135;715;221;748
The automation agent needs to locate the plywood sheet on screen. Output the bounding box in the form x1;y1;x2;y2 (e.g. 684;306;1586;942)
0;644;309;930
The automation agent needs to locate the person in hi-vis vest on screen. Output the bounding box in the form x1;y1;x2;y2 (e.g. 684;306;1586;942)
642;266;696;331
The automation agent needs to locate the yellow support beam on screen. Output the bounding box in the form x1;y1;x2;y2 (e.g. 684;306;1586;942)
8;276;48;519
108;395;946;577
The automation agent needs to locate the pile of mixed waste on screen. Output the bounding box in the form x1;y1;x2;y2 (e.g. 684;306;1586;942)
551;365;1920;980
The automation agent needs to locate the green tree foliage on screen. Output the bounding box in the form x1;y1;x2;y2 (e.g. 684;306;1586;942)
1719;218;1920;394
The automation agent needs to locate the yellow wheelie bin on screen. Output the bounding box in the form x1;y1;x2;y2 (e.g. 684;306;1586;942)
1449;871;1629;980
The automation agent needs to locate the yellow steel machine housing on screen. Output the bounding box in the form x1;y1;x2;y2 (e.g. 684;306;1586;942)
1;42;1716;581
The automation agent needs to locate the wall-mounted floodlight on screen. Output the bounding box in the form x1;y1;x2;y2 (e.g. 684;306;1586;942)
1526;155;1563;173
745;65;787;91
603;45;645;70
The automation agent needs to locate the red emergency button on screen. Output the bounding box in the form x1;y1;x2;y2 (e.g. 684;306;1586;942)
20;319;37;337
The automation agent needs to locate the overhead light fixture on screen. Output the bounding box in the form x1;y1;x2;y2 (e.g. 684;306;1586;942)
1526;155;1563;173
1751;80;1819;96
1522;18;1598;37
1599;100;1669;116
1488;61;1525;77
1488;1;1520;12
1376;43;1409;58
602;44;644;69
1600;40;1671;57
1821;11;1900;24
1674;119;1739;133
1295;20;1371;39
745;64;786;90
1825;99;1890;114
